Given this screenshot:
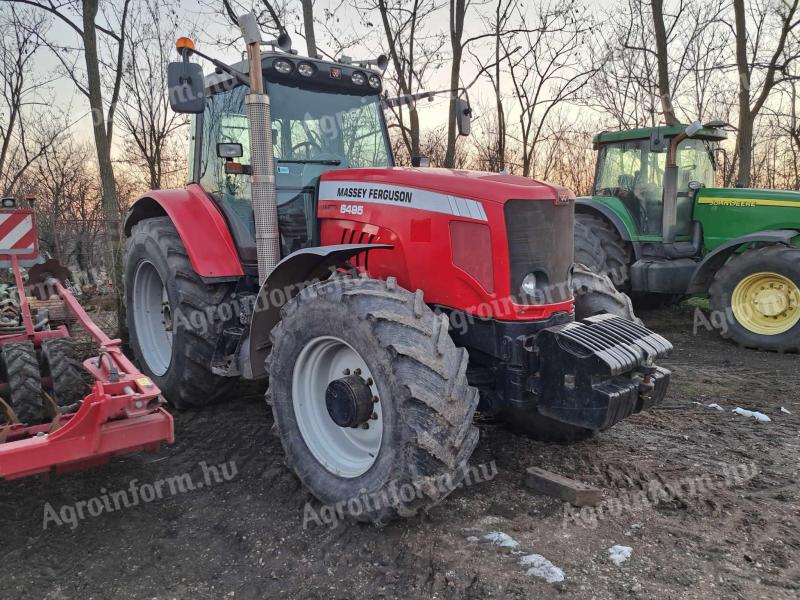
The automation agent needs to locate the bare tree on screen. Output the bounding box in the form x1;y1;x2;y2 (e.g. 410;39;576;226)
504;0;596;177
118;0;188;190
0;5;62;195
732;0;799;187
368;0;444;160
11;0;132;303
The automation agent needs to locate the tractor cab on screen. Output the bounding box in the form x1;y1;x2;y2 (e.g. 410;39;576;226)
195;52;392;264
591;125;726;239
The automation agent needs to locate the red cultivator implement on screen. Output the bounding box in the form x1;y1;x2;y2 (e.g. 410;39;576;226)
0;202;173;480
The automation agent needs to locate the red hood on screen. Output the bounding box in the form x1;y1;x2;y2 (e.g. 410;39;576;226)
321;167;573;204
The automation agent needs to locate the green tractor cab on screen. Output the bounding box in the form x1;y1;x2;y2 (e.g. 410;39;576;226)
576;122;800;352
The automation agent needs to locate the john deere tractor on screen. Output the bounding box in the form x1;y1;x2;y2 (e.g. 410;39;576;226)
575;121;800;352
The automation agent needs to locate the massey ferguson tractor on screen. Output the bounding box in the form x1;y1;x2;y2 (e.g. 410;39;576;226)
123;15;672;524
575;123;800;352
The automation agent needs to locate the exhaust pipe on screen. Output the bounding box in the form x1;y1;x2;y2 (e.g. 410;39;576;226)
239;14;281;284
662;121;702;259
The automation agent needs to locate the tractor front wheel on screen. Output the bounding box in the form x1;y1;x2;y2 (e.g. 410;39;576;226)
710;245;800;352
267;276;480;525
124;217;236;408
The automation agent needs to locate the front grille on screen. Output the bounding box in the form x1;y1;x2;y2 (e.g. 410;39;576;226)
504;199;574;304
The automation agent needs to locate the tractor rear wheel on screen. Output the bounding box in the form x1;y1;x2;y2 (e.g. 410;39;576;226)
124;217;236;408
267;276;480;525
0;342;44;424
40;338;93;408
574;212;631;287
710;245;800;352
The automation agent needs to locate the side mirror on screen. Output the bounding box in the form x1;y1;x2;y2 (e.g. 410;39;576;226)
684;120;703;137
455;97;471;137
217;142;244;159
167;61;205;113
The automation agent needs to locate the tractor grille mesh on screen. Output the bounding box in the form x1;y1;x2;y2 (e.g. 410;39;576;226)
504;199;574;304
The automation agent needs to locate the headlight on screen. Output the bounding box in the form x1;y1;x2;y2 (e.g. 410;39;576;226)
351;71;366;85
297;62;315;77
368;74;381;88
520;273;538;296
273;58;293;74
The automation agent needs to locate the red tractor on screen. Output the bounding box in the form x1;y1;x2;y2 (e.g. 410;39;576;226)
123;17;672;524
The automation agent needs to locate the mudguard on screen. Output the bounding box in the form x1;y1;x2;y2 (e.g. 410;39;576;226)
247;243;392;379
687;229;799;293
124;184;244;281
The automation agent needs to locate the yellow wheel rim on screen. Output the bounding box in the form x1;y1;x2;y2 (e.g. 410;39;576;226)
731;272;800;335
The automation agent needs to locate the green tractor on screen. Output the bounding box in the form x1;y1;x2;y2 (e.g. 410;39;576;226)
574;121;800;352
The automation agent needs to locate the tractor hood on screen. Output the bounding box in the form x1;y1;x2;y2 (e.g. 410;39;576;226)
696;187;800;208
319;167;574;206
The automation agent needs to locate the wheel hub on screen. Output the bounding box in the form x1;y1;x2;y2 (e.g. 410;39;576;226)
732;272;800;335
325;374;374;428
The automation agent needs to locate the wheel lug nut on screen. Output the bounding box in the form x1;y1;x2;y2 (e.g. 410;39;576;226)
373;395;379;403
354;368;361;376
361;422;370;429
343;369;350;375
366;377;373;386
371;412;378;420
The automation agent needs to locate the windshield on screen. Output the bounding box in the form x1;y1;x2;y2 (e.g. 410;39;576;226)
595;138;717;235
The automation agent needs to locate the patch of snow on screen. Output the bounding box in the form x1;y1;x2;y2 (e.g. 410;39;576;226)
608;544;633;566
707;403;724;411
780;406;791;415
733;407;771;422
465;536;479;543
519;554;565;583
482;531;519;548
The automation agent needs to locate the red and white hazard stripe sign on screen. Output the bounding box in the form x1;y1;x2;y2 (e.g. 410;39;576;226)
0;210;38;258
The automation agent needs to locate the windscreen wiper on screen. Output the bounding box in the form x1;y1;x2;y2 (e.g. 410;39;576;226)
277;159;342;165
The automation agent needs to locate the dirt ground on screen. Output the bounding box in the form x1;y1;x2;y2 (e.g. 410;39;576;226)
2;303;798;600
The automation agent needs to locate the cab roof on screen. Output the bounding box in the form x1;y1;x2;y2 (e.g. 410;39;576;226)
593;125;728;146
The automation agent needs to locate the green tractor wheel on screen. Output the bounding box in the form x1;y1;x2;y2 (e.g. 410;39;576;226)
710;245;800;352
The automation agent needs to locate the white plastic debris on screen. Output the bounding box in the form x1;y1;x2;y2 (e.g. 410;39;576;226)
707;403;723;411
519;554;565;583
733;407;771;422
780;407;792;415
482;531;519;548
608;544;633;566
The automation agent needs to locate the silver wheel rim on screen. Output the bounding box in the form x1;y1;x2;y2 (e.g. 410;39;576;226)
132;260;173;376
292;336;383;478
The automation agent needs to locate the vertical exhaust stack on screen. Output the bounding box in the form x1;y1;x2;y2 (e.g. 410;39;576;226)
239;14;281;284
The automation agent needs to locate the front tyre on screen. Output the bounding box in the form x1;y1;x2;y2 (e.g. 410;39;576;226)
267;277;480;525
710;245;800;352
124;217;236;408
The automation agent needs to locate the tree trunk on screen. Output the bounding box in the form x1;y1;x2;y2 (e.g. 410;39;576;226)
444;0;465;169
650;0;678;126
733;0;752;187
82;0;122;310
300;0;317;57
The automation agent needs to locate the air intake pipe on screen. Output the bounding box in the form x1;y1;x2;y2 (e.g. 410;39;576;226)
239;13;281;284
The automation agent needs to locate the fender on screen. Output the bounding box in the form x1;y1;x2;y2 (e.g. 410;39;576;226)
124;183;244;281
575;198;641;259
246;243;393;379
687;229;800;293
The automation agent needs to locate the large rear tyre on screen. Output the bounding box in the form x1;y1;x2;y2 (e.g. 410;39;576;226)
124;217;236;408
267;276;480;525
574;212;631;287
40;338;93;407
710;245;800;352
0;342;43;424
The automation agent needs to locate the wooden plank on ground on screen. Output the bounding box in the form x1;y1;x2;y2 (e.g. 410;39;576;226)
525;466;602;507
